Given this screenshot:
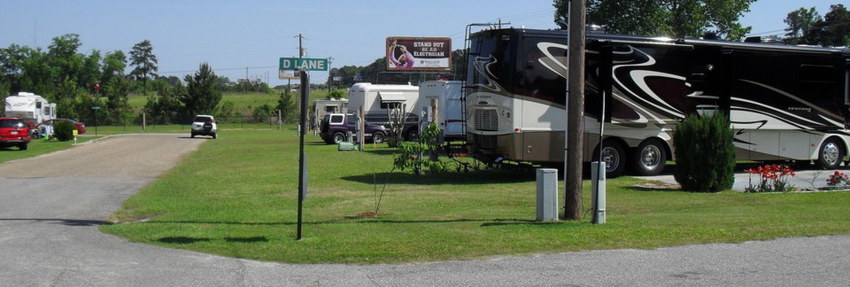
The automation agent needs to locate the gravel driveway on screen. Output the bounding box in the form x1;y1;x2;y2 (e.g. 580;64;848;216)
1;133;848;286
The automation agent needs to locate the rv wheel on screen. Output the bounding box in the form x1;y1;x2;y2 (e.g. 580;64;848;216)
405;128;419;141
631;139;667;176
593;140;626;178
816;138;843;169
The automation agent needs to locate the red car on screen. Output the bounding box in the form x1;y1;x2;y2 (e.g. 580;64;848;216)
0;117;31;150
48;118;86;134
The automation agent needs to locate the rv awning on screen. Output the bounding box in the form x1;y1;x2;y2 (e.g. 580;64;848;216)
378;92;406;103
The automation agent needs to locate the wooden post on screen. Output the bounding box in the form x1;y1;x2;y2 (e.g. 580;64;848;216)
359;106;365;151
429;98;439;174
564;0;586;220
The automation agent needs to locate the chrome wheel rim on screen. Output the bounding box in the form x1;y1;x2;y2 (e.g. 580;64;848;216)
601;146;620;172
823;142;840;165
640;145;662;169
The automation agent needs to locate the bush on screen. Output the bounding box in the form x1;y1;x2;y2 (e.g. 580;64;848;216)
53;121;77;142
393;124;450;175
672;112;736;192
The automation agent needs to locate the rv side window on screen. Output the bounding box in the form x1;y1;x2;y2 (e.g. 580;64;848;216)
45;106;51;115
325;106;337;113
800;64;834;84
330;115;344;124
36;102;42;109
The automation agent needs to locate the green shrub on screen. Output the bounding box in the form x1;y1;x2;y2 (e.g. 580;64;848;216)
53;121;77;142
393;124;450;175
672;112;736;192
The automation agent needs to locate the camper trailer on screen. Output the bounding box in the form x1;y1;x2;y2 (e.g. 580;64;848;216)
347;83;421;140
312;98;348;131
418;80;466;142
4;92;56;124
465;28;850;177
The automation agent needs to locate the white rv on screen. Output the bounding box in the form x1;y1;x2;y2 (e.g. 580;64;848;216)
312;98;348;131
347;83;421;140
4;92;56;123
418;80;465;142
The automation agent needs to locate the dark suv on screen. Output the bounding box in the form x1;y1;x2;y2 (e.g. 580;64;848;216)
0;117;31;150
319;113;387;144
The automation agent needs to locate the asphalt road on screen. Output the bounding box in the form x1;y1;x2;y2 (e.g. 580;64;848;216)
1;134;849;286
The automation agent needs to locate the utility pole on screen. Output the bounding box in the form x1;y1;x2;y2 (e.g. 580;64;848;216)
564;0;586;220
297;34;305;58
327;57;334;93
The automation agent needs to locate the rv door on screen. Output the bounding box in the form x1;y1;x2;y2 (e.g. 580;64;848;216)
845;60;850;128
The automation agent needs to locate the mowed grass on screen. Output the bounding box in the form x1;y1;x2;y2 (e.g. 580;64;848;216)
100;129;850;264
126;90;334;113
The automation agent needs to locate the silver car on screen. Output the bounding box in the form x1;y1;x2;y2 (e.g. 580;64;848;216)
190;115;217;139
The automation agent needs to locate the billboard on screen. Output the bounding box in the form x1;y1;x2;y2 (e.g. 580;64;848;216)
386;37;451;71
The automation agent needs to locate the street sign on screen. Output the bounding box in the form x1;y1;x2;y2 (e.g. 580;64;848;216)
279;57;329;71
279;69;300;79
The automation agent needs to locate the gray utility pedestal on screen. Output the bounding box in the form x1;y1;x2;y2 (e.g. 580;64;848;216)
536;168;559;221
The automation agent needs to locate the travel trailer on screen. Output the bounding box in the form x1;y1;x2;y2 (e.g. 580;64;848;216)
347;83;421;140
465;28;850;177
4;92;56;124
418;80;465;142
312;98;348;131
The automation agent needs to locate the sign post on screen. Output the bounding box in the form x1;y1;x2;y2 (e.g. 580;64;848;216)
91;106;101;136
296;69;309;241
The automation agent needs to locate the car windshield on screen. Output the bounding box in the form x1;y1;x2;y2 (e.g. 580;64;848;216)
0;119;24;128
194;117;213;123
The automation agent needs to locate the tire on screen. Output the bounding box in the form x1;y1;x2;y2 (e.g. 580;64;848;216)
593;140;626;178
212;133;217;139
203;122;212;132
631;139;667;176
191;133;195;138
19;144;28;151
332;132;346;144
405;128;419;141
372;131;385;144
816;137;844;169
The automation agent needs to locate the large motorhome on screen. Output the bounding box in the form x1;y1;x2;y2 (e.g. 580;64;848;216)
4;92;56;124
465;28;850;177
347;83;421;140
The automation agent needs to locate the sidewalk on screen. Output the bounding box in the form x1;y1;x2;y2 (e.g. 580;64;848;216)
634;169;843;192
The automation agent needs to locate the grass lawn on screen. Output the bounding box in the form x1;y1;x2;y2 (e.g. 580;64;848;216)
0;137;99;164
101;128;850;264
126;90;336;113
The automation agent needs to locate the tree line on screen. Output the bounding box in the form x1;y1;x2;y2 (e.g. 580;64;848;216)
0;35;289;125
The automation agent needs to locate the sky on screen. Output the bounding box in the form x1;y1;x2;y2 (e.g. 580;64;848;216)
0;0;843;87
